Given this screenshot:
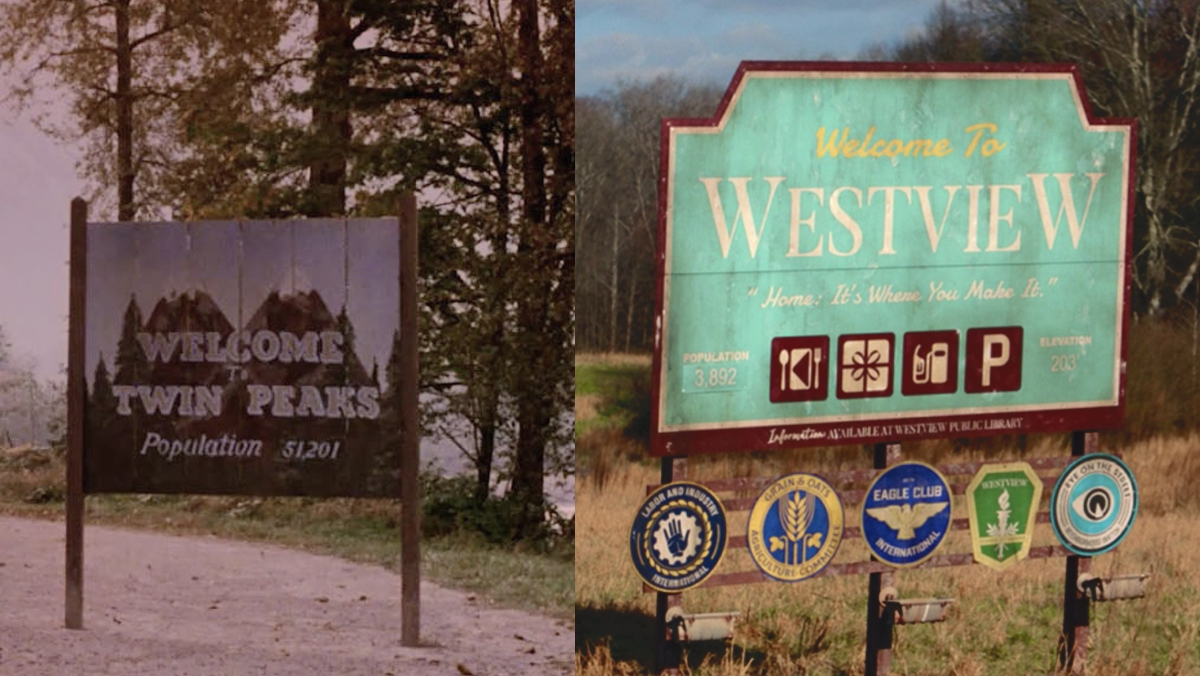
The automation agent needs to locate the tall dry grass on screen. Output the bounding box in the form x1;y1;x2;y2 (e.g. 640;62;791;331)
578;394;602;424
577;434;1200;675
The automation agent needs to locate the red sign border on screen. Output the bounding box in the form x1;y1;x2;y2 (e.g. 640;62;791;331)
650;61;1137;457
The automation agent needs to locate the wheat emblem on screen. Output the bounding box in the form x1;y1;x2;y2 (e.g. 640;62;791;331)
768;490;823;565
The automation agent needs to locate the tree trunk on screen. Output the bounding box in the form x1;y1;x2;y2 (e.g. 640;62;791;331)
609;211;619;352
115;0;134;221
624;263;638;352
510;0;551;540
474;412;496;505
307;0;353;217
473;154;512;503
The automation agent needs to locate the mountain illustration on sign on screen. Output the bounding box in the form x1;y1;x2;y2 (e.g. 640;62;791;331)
866;501;948;540
109;288;372;394
985;489;1021;559
86;285;401;496
768;491;823;565
141;291;235;386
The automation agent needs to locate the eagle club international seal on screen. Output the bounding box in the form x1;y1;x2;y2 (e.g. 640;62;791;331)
862;462;952;567
747;473;843;582
629;482;727;592
1051;453;1138;556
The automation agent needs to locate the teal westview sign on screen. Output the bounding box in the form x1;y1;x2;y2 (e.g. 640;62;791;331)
651;63;1134;456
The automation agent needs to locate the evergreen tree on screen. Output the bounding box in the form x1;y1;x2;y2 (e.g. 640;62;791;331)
91;356;116;412
113;295;148;387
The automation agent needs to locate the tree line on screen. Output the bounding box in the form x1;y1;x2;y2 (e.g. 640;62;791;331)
577;0;1200;356
577;79;721;352
0;327;61;449
0;0;573;540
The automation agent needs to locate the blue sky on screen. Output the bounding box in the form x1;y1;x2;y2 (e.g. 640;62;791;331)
578;0;948;96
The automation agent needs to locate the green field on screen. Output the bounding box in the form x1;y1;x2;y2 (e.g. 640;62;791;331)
576;341;1200;675
576;353;650;438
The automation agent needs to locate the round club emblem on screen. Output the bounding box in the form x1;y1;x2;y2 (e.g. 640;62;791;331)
1051;454;1137;556
629;482;727;592
747;473;844;582
862;462;952;567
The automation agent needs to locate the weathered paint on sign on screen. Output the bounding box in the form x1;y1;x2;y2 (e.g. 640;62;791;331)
83;219;402;497
651;63;1135;456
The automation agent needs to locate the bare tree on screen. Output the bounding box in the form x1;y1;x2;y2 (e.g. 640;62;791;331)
890;0;1200;316
1020;0;1200;313
576;78;722;352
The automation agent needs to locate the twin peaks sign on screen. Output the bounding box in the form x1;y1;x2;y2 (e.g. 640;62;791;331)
114;291;380;422
79;217;406;497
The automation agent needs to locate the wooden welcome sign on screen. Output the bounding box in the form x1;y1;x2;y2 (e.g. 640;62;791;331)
65;197;422;644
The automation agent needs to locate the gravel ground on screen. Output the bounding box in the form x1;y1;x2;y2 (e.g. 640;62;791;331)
0;516;572;675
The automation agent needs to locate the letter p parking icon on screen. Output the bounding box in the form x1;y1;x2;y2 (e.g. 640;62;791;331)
965;327;1023;393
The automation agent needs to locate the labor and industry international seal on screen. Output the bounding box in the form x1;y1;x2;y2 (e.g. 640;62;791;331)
629;481;728;592
747;473;844;582
1050;453;1137;556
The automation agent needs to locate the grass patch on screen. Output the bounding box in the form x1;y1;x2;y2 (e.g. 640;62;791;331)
0;450;573;622
576;353;650;399
577;393;602;425
575;352;650;439
426;532;574;619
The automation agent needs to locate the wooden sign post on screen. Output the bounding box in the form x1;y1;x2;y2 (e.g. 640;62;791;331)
66;198;87;629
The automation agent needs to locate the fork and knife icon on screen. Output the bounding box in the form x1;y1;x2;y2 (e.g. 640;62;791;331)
778;347;821;391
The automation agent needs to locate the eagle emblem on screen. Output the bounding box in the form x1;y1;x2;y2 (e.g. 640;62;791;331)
866;502;949;540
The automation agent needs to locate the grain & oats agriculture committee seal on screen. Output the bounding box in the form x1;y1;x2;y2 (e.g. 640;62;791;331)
747;473;844;582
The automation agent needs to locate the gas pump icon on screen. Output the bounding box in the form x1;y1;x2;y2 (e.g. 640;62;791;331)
902;331;959;396
912;342;950;385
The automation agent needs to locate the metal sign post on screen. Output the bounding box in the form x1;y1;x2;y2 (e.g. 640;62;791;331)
653;455;688;676
1059;431;1096;675
864;442;899;676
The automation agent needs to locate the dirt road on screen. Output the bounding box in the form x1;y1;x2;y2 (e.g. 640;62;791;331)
0;517;572;675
